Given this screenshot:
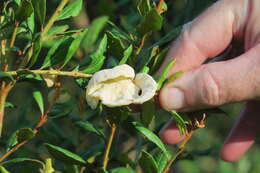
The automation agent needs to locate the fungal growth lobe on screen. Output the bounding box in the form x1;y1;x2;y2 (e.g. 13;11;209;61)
86;64;157;109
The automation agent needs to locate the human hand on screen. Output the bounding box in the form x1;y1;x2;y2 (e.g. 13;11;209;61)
158;0;260;162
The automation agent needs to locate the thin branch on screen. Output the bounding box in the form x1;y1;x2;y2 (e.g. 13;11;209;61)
42;0;70;35
0;83;14;137
102;122;117;169
6;70;92;78
0;88;60;162
136;34;147;55
163;131;194;173
10;21;19;47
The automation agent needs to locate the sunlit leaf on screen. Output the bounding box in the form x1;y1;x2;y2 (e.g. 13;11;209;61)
81;34;107;73
156;58;176;90
33;89;44;115
119;45;133;65
59;0;83;20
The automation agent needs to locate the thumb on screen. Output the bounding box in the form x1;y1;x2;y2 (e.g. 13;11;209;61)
159;45;260;111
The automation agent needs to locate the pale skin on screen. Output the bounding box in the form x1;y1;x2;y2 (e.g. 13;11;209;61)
158;0;260;162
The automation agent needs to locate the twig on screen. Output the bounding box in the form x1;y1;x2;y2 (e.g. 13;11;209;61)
162;131;194;173
0;88;60;162
42;0;69;35
102;122;117;169
10;21;19;47
6;70;92;78
0;83;14;137
136;34;147;55
0;140;28;162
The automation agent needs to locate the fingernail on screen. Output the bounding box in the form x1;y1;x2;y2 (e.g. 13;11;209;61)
166;88;186;110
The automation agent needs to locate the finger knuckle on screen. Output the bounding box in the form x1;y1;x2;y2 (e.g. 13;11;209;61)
200;65;222;106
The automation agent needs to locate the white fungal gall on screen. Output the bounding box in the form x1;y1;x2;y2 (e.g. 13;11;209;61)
86;64;157;109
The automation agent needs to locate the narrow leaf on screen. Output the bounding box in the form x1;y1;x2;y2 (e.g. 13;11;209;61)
33;89;44;115
133;122;170;159
0;166;10;173
119;45;133;65
137;0;152;16
0;72;14;82
141;100;155;127
75;121;105;139
32;0;46;25
59;0;83;20
156;58;176;90
170;110;187;135
139;150;158;173
82;34;107;73
44;143;86;166
83;16;109;51
2;158;45;169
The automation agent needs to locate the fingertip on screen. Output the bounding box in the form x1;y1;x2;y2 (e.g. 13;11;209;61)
220;140;254;162
159;122;186;144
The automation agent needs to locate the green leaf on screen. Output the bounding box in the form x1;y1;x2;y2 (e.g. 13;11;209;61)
33;89;44;115
119;45;133;65
83;16;109;51
45;25;69;37
28;34;42;68
137;9;163;36
137;0;152;16
82;34;107;73
59;0;83;20
106;31;126;59
110;167;135;173
154;150;168;173
32;0;46;25
156;58;176;90
141;100;155;127
151;26;182;47
41;30;86;69
136;46;159;72
2;158;45;169
49;101;75;119
133;122;170;159
0;72;14;83
170;111;187;135
6;131;18;151
139;150;158;173
17;128;35;143
61;30;87;68
167;71;183;83
4;102;14;108
44;143;86;166
75;121;105;139
41;37;67;69
149;47;169;74
0;166;10;173
15;0;34;22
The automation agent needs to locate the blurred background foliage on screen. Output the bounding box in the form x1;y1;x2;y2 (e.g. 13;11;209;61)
1;0;260;173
